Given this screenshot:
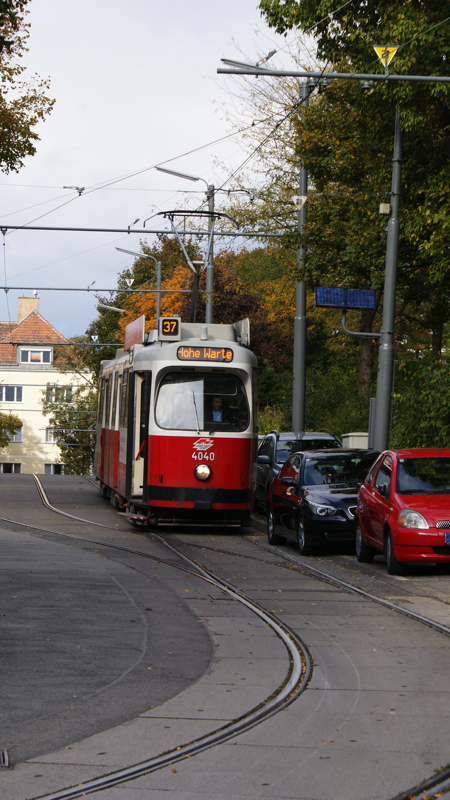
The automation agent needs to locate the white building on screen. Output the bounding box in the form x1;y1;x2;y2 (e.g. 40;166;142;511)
0;295;91;474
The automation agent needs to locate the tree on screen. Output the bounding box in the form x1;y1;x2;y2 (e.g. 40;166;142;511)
0;410;22;446
0;1;54;172
84;236;202;379
391;358;450;448
41;383;97;475
218;0;450;402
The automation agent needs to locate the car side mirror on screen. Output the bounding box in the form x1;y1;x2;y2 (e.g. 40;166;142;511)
378;484;387;497
257;455;270;465
280;476;294;486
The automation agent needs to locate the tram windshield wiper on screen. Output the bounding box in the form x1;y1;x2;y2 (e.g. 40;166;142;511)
191;391;200;434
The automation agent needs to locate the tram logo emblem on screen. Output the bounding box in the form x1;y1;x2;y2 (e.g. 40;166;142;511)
193;438;214;452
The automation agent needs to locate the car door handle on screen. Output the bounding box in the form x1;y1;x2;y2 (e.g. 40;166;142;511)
285;487;296;496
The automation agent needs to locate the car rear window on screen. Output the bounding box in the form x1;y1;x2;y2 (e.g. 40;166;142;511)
276;438;339;463
397;457;450;494
304;454;378;486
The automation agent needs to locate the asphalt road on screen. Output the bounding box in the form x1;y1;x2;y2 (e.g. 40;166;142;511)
0;476;213;763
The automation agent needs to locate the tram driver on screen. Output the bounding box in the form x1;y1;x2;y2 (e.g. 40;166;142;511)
205;395;233;424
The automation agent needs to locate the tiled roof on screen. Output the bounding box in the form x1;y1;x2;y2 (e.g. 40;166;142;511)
3;310;67;344
0;342;17;363
0;310;67;364
0;322;16;339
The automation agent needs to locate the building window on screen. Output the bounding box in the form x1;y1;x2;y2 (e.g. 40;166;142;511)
0;462;21;473
44;463;63;475
21;349;52;364
0;386;23;402
45;428;57;444
45;386;73;403
7;427;23;443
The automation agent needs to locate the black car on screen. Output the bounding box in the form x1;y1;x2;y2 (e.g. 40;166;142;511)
255;430;342;512
267;449;379;555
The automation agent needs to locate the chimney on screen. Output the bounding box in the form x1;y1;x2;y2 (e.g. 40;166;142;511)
18;294;39;322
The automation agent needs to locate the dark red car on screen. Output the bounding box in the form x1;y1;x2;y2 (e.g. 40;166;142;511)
356;448;450;574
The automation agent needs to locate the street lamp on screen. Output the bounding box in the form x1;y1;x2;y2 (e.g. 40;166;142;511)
115;247;162;327
155;166;215;324
97;303;126;314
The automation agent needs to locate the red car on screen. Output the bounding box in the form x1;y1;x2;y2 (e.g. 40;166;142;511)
356;448;450;574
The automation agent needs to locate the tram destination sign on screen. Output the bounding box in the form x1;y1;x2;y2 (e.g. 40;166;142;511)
177;345;234;362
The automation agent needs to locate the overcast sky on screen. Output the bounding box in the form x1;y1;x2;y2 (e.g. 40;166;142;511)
0;0;295;338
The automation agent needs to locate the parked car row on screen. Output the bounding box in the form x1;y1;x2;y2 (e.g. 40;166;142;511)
258;432;450;575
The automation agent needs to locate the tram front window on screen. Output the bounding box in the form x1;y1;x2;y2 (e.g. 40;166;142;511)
155;372;250;432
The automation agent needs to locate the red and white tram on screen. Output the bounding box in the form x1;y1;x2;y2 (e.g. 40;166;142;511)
94;315;258;526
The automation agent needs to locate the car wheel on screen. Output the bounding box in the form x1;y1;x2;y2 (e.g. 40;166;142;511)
385;531;404;575
297;516;313;556
355;521;374;563
267;503;284;546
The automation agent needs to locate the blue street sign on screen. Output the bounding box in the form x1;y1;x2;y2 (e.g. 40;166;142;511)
315;286;376;310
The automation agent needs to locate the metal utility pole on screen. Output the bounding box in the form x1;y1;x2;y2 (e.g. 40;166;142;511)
155;261;162;327
205;184;215;324
155;167;216;324
372;110;403;450
189;261;202;323
292;81;309;434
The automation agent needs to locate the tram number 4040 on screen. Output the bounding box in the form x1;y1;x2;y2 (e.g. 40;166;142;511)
192;451;215;461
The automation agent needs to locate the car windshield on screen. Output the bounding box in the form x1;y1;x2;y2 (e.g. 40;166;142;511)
397;457;450;494
276;438;339;464
303;454;377;486
155;372;249;432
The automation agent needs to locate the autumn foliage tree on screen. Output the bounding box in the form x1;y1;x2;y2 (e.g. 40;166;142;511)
0;1;54;172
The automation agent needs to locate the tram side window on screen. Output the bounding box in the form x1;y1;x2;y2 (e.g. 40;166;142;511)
97;379;105;424
105;378;112;427
155;372;250;432
111;373;118;427
119;371;129;428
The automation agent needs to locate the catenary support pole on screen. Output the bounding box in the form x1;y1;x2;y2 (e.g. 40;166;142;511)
292;81;309;434
205;185;215;324
372;109;403;451
156;261;162;328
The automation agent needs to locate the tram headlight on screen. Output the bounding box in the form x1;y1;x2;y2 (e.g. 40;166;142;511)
194;463;212;482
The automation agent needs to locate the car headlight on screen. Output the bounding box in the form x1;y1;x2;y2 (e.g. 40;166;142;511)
306;499;337;516
398;509;429;529
194;463;212;482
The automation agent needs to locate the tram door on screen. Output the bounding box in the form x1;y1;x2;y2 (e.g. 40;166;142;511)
132;373;150;497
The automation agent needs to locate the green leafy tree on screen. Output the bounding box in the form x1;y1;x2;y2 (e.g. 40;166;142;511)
0;410;22;446
0;0;54;172
42;384;97;475
391;358;450;448
258;0;450;346
212;0;448;415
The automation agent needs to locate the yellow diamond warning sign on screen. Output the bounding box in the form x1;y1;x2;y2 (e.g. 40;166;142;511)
373;45;398;68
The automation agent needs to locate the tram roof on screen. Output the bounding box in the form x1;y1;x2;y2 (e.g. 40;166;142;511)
99;320;257;373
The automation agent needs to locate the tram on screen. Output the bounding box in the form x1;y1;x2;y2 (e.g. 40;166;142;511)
94;315;258;526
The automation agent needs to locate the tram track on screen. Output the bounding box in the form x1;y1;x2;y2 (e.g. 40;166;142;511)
4;475;450;800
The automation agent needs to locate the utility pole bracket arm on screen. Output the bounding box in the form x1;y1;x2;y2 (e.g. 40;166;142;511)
341;310;381;339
